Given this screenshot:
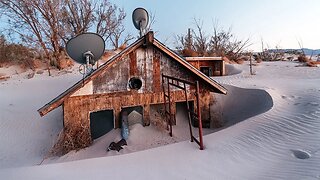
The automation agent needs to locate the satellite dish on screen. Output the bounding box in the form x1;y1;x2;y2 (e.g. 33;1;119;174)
66;33;105;66
132;8;149;37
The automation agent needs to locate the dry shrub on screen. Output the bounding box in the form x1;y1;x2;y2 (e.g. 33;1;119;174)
298;55;309;63
50;126;91;156
58;58;74;69
118;43;127;50
0;73;10;81
222;56;231;64
181;48;198;57
235;58;244;64
150;107;168;131
256;58;262;63
306;61;320;67
30;59;45;69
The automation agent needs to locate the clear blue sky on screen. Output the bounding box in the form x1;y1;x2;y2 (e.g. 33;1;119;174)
0;1;319;51
111;0;320;51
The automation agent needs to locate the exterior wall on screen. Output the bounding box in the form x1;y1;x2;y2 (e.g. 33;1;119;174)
64;46;219;142
63;91;198;139
93;56;130;93
187;60;225;76
71;81;93;96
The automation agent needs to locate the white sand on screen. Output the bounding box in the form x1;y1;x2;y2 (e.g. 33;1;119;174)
0;61;320;179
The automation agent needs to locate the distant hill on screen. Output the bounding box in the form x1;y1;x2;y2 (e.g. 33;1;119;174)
267;48;320;56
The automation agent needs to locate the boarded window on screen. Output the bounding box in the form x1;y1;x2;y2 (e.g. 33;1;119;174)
90;110;114;140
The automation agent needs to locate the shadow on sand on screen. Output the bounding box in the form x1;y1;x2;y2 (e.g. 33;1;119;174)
212;84;274;129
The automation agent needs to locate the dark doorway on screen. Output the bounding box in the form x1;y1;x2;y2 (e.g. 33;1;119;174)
121;106;143;126
200;66;212;76
213;61;221;76
90;110;114;140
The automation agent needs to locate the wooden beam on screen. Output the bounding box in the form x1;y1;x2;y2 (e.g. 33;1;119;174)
153;50;161;92
185;57;223;61
145;31;154;46
129;51;137;76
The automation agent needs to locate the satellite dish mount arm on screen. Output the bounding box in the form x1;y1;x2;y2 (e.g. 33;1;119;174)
83;51;94;66
139;21;144;37
83;51;94;75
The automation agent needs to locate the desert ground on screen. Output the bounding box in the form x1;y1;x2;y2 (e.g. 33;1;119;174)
0;60;319;179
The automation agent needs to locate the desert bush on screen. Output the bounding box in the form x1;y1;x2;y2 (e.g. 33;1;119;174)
297;55;309;63
256;58;262;63
181;48;198;57
306;61;320;67
235;59;244;64
175;19;250;61
150;106;168;131
254;49;284;61
0;0;130;70
50;126;91;156
0;35;36;68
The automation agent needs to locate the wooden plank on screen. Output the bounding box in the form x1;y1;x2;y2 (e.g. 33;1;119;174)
153;50;161;92
145;31;154;46
129;51;137;76
143;104;150;126
185;57;223;61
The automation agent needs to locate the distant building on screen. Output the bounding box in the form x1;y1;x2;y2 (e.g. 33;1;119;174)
185;57;225;76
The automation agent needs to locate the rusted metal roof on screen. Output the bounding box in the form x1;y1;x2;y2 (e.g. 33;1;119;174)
38;32;227;117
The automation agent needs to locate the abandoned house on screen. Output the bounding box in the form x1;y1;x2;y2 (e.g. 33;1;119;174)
38;31;227;148
185;57;226;76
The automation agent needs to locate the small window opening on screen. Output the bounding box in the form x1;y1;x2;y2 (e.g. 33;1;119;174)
129;77;142;90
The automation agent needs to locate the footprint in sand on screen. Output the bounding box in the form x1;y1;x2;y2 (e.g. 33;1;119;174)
281;95;301;101
291;149;311;159
305;102;319;107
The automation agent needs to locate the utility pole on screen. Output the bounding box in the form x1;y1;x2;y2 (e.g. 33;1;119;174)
249;52;253;75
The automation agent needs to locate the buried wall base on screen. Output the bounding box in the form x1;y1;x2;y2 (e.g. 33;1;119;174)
58;90;220;152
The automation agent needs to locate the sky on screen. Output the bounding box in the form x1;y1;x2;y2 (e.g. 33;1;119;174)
111;0;320;51
0;0;319;51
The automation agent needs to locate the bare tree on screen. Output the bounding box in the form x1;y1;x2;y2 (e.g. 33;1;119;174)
0;0;129;72
193;18;209;56
209;22;251;60
175;19;251;61
109;24;133;49
0;0;62;73
60;0;94;43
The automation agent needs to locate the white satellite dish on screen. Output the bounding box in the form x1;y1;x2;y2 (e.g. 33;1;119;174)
66;33;105;75
132;8;149;37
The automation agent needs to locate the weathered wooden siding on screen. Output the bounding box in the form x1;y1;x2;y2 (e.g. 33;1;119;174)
63;91;200;136
93;56;130;93
72;46;197;97
64;45;220;142
136;47;154;92
186;60;225;76
71;81;93;97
